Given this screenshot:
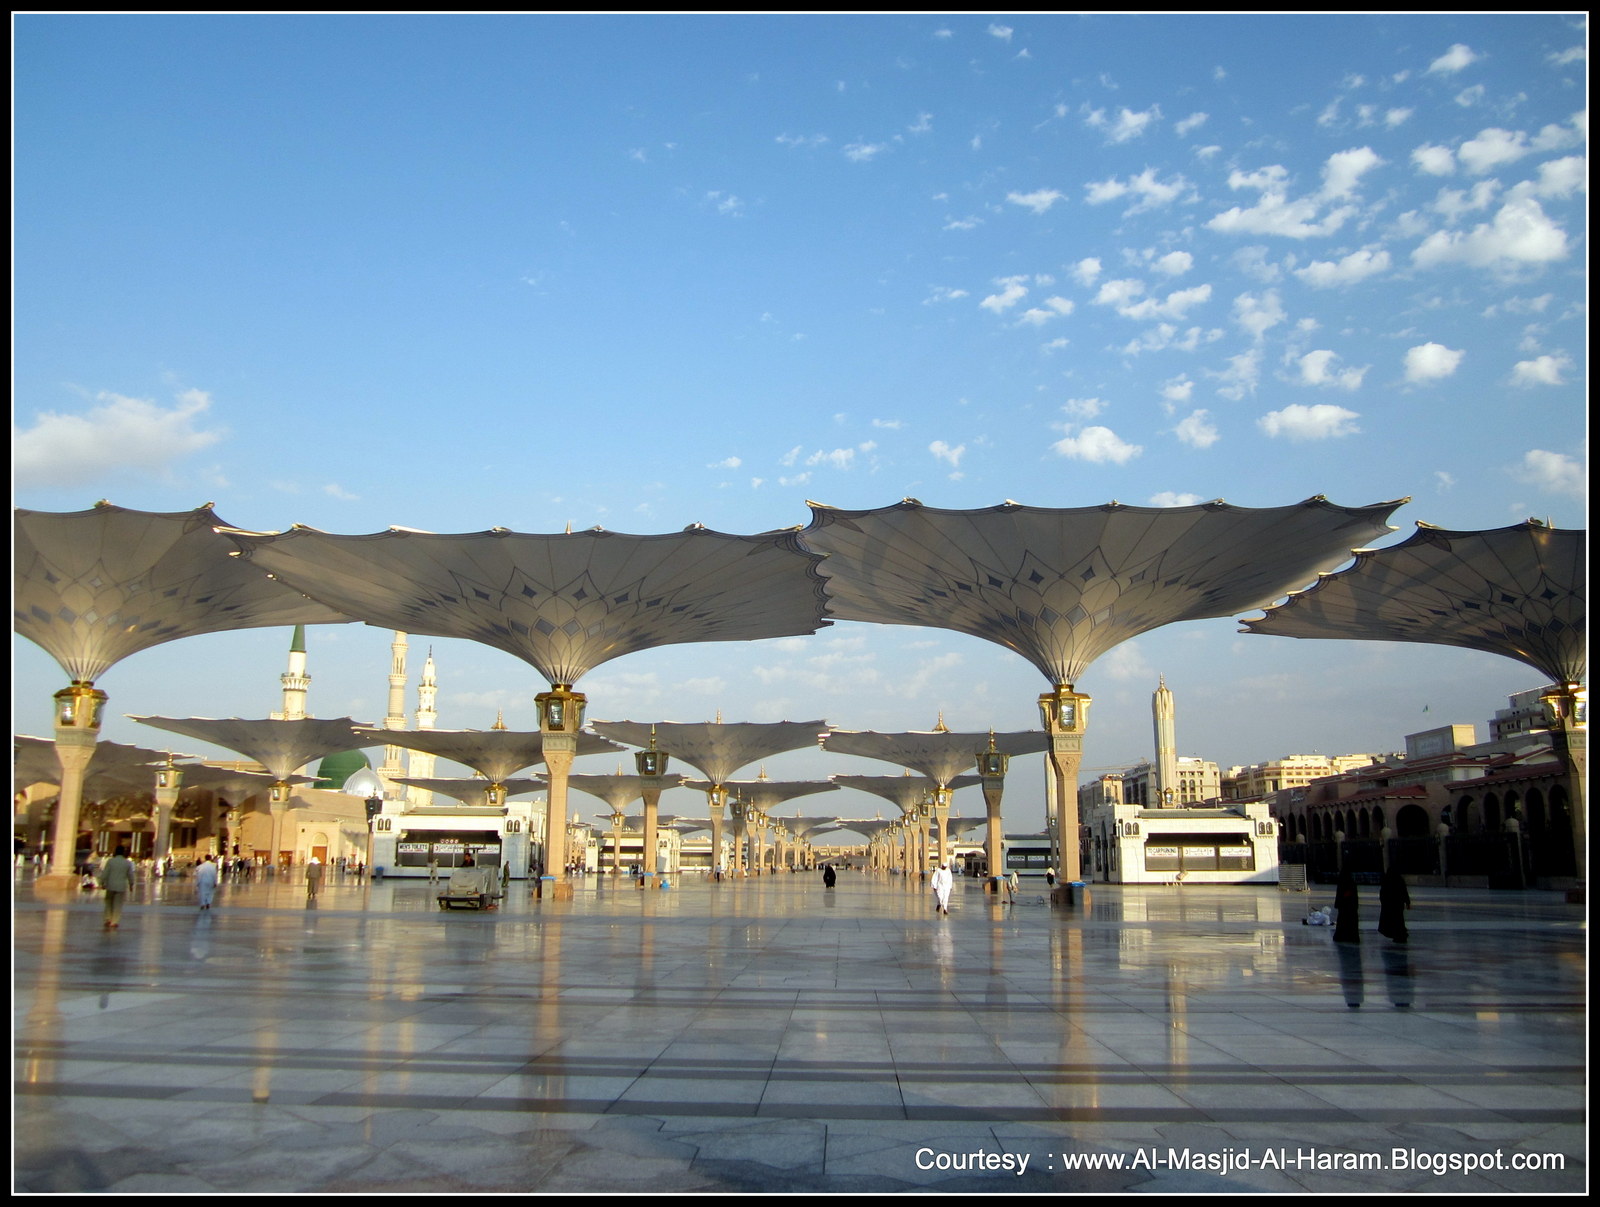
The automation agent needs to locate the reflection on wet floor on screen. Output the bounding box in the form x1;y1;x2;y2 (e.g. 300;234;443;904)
12;872;1586;1193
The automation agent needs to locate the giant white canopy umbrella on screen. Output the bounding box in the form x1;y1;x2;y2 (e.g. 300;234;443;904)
1246;519;1587;877
221;523;833;887
15;503;353;877
801;497;1405;885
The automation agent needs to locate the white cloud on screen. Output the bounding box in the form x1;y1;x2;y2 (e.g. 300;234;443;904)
1321;147;1385;199
1411;197;1570;271
942;216;983;231
929;440;965;468
1510;354;1572;387
1094;278;1145;309
1207;164;1356;239
1427;43;1479;75
1152;251;1193;276
1052;425;1143;464
1297;349;1367;390
1117;283;1212;322
909;112;933;135
1008;188;1066;214
1526;156;1588;200
14;387;225;488
979;276;1030;313
1160;375;1194;404
1071;258;1102;287
1457;127;1531;175
1294;247;1391;288
843;142;889;162
1233;289;1286;341
924;286;969;304
1385;108;1414;127
776;133;829;148
1062;397;1105;420
1257;404;1361;441
708;456;743;469
1514;450;1586;497
1150;491;1205;507
323;483;359;501
1175;112;1208;136
871;418;904;429
1083;168;1191;213
1085;104;1162;144
1431;179;1501;220
1435;471;1456;492
987;23;1013;41
1213;347;1263;400
1403;342;1465;383
1454;85;1486;108
1173;410;1219;449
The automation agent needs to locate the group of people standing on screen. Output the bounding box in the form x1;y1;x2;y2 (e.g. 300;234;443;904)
1330;869;1412;944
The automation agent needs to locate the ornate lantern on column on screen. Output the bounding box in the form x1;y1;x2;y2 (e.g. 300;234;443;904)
1038;684;1092;892
46;682;108;878
536;683;586;898
636;727;669;880
976;731;1010;883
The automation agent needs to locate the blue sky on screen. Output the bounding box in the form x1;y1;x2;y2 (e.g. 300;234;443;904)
14;15;1587;832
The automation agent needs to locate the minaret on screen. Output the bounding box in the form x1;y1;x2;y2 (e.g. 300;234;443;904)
1153;674;1178;807
409;647;438;808
379;632;410;801
272;624;311;721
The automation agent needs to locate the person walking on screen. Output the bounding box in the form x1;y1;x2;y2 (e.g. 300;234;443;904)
822;864;837;889
305;855;324;902
1377;869;1411;944
931;863;954;915
1332;870;1361;945
194;855;220;911
427;855;440;885
100;845;136;929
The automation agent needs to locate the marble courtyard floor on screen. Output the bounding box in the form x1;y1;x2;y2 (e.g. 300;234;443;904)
12;871;1587;1194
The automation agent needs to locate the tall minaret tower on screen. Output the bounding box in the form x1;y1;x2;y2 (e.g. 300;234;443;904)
378;631;410;801
409;647;439;808
1153;674;1178;807
272;624;311;721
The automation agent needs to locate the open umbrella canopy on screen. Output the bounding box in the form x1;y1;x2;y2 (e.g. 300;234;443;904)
15;503;353;684
220;523;833;686
128;716;371;783
802;497;1404;686
1243;521;1586;686
593;719;829;785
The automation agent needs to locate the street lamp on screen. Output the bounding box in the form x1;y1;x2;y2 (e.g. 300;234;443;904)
635;727;670;881
365;793;383;874
47;682;108;877
1038;685;1092;894
976;732;1010;883
536;683;586;897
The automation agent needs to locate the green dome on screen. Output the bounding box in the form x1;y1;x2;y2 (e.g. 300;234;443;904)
312;749;371;791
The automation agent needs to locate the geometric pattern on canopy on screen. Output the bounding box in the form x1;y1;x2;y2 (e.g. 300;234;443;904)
823;728;1049;786
568;773;680;812
127;716;370;783
829;771;984;815
220;524;834;686
1242;521;1586;686
801;497;1404;686
681;778;839;815
393;776;546;805
14;504;353;684
353;728;623;783
590;720;829;786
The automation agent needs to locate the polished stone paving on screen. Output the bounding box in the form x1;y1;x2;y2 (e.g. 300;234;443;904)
13;870;1587;1193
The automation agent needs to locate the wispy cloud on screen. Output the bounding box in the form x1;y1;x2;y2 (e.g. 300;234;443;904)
14;387;225;488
